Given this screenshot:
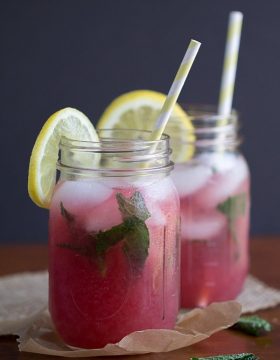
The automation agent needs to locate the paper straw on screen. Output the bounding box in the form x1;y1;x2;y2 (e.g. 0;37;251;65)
218;11;243;116
150;39;201;141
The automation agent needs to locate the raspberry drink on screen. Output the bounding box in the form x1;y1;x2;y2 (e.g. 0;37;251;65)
172;153;250;307
48;131;180;348
171;108;250;308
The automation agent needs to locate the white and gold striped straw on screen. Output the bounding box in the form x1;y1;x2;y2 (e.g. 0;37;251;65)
150;39;201;141
218;11;243;116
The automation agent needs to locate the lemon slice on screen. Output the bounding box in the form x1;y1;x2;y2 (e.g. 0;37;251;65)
97;90;194;162
28;107;99;209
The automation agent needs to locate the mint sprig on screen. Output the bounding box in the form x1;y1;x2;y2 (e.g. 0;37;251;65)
217;192;247;251
116;191;151;221
116;191;150;269
231;315;272;336
217;193;246;225
58;191;151;276
190;354;259;360
122;216;149;269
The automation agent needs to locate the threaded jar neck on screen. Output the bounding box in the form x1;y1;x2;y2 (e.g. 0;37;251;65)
58;129;173;178
171;105;240;159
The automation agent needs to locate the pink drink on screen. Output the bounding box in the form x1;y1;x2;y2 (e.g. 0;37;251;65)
172;153;250;308
49;176;179;348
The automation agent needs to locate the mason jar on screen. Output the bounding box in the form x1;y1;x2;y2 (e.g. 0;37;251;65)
171;106;250;308
48;129;180;348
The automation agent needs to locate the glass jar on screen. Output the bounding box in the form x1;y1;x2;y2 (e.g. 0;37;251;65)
48;129;180;349
171;106;250;308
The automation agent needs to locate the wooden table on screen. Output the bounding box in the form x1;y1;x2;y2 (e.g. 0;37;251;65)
0;237;279;359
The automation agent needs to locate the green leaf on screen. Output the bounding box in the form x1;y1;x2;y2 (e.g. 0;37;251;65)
58;192;151;276
93;215;150;275
116;192;150;272
217;193;246;222
190;353;259;360
217;193;247;251
116;191;151;221
122;216;150;271
92;222;127;274
94;223;127;257
231;315;272;336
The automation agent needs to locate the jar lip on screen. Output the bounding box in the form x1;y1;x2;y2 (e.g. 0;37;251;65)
58;129;173;177
180;103;239;122
60;129;170;150
168;104;240;150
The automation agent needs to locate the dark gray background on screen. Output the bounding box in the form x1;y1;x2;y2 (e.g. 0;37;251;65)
0;0;278;244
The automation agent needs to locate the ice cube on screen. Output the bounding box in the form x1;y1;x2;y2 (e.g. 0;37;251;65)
181;211;226;240
140;177;177;201
197;152;237;173
85;194;122;232
171;164;212;198
51;180;113;211
194;156;249;208
139;177;179;226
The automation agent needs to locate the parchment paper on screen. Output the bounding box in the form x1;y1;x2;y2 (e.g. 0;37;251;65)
1;271;280;356
236;275;280;313
17;301;241;356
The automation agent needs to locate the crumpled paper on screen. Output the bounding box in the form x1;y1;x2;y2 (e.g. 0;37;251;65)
236;275;280;313
0;271;48;335
3;270;279;356
17;302;241;357
0;271;241;356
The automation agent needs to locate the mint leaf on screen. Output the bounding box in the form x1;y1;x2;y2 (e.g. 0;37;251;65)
58;192;151;276
58;222;126;276
116;191;151;221
94;223;127;257
191;354;259;360
92;222;127;274
217;193;246;221
122;216;149;271
231;315;272;336
217;193;247;250
116;192;150;272
93;190;151;274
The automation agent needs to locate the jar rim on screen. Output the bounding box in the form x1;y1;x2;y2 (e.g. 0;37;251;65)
60;129;170;150
168;103;240;151
180;103;239;122
58;129;174;178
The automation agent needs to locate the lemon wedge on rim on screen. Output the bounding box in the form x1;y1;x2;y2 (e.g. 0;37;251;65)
97;90;194;162
28;107;99;209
